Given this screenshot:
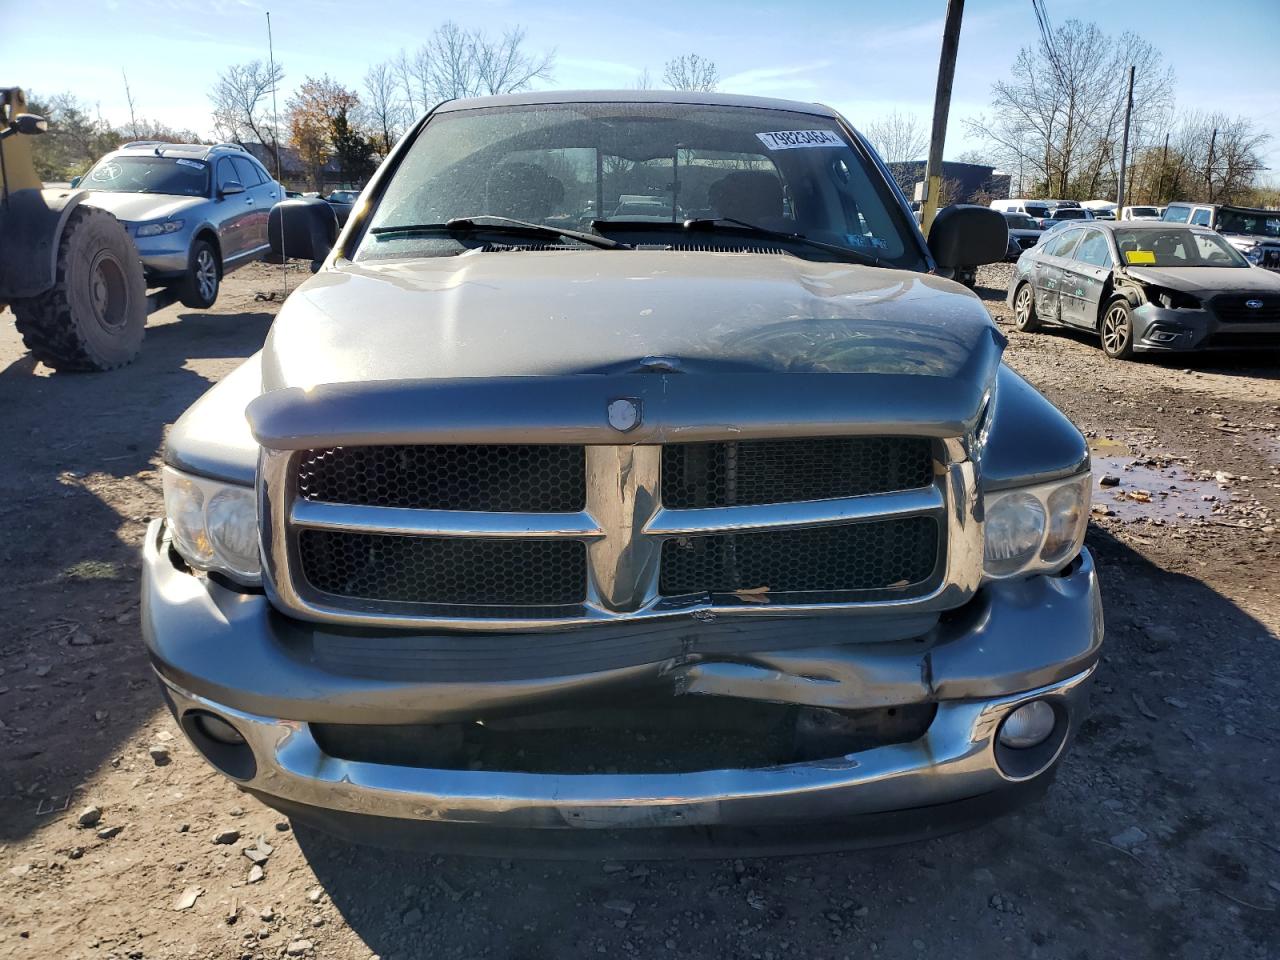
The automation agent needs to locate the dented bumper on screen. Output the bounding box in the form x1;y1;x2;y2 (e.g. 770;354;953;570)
142;519;1103;849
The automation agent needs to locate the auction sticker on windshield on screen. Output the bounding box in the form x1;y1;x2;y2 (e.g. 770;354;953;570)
756;130;843;150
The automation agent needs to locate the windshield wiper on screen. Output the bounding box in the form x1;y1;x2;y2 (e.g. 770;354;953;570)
593;216;882;267
370;215;628;250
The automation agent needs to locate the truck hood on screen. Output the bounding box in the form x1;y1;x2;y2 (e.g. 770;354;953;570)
262;250;1000;387
250;251;1005;448
1124;265;1280;294
81;191;203;225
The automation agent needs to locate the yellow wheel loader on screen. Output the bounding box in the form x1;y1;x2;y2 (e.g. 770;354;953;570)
0;87;148;370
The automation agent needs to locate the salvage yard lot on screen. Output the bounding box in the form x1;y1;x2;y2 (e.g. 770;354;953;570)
1;262;1278;959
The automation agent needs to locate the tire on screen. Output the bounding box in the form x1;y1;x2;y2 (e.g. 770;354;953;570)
1013;282;1040;332
1100;298;1136;360
12;205;147;372
177;238;220;309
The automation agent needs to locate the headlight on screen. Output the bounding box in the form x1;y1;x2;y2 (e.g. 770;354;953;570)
136;219;184;237
983;473;1090;580
1243;247;1262;264
1153;287;1201;310
162;466;260;584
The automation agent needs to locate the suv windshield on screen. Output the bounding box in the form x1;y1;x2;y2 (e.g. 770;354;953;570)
357;101;923;268
1127;207;1159;218
83;155;210;197
1005;214;1039;230
1115;228;1249;267
1024;204;1050;219
1050;208;1089;220
1217;208;1280;239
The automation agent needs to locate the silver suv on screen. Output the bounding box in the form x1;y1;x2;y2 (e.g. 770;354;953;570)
73;142;281;308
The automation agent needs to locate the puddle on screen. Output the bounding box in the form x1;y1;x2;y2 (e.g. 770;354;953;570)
1090;454;1230;523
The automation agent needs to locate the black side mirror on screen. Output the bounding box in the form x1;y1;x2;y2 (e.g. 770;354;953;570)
928;204;1009;270
14;113;47;135
69;175;82;188
268;197;338;272
220;180;245;197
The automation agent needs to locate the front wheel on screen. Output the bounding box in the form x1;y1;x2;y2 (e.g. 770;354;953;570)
1013;282;1040;332
1100;299;1136;360
177;239;220;309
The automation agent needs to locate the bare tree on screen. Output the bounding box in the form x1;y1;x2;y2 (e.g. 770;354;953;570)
663;54;718;92
964;19;1173;199
863;111;928;164
632;68;654;91
121;68;140;140
363;61;405;156
387;22;554;113
209;60;284;151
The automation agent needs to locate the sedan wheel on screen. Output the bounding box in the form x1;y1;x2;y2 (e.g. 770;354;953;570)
1013;283;1040;332
1100;300;1135;360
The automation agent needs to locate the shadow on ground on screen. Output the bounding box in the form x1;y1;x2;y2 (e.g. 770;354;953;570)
0;308;271;843
285;528;1278;960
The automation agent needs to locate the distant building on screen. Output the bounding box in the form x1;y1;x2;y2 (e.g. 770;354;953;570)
886;160;1011;205
240;142;347;192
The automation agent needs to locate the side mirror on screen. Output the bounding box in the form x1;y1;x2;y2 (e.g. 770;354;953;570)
928;204;1009;270
268;197;338;272
220;181;245;197
69;175;81;188
14;113;47;135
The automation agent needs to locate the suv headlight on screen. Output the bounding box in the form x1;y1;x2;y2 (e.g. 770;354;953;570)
136;219;184;237
983;472;1089;580
161;466;261;584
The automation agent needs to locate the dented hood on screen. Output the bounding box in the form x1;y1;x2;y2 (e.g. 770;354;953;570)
251;250;1004;447
1124;264;1280;294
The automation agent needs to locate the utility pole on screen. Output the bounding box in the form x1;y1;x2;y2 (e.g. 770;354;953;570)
1115;65;1134;211
920;0;964;235
266;11;283;184
1205;126;1218;202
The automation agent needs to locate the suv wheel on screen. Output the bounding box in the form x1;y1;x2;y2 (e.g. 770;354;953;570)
1013;283;1040;332
178;239;220;309
1100;299;1136;360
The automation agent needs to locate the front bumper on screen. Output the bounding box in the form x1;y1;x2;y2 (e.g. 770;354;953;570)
1131;303;1280;352
131;231;192;280
142;519;1103;851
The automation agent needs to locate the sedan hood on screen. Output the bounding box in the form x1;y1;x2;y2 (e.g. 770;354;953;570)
251;251;1005;446
1124;265;1280;294
81;192;203;225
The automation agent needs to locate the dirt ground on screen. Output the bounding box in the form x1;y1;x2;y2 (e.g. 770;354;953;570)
1;261;1278;960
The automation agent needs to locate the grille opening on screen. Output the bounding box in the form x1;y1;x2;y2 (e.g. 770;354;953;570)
661;436;934;509
1212;295;1280;323
660;516;940;599
297;444;586;513
309;698;937;774
298;531;587;606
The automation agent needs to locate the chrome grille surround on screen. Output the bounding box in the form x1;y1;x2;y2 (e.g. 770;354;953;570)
259;436;982;631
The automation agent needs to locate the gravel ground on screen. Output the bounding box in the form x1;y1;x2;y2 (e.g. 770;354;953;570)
2;261;1279;960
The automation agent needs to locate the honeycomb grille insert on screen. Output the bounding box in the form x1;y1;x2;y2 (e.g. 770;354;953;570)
659;517;940;598
661;437;934;508
298;531;587;606
296;445;586;513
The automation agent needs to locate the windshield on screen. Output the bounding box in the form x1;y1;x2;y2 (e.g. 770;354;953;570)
329;191;358;203
1051;208;1089;220
1024;204;1050;218
83;155;209;197
357;101;923;268
1005;214;1038;230
1115;228;1249;267
1216;208;1280;239
1128;207;1159;218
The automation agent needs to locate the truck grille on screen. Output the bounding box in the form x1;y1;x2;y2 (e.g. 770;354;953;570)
661;437;933;508
297;444;586;512
1212;295;1280;323
299;531;587;606
268;434;965;628
659;517;940;598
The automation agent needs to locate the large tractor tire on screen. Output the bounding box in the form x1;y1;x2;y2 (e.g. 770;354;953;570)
12;205;146;371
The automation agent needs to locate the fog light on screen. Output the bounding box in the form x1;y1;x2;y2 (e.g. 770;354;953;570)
998;700;1056;748
195;712;245;745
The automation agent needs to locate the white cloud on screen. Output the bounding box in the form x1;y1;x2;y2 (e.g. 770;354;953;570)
721;63;832;96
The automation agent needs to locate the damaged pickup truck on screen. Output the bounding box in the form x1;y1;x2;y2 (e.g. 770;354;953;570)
144;91;1103;854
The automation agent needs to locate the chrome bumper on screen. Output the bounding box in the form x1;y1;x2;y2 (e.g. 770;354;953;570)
157;666;1093;830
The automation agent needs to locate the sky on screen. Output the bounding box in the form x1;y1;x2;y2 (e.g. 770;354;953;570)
4;0;1279;171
